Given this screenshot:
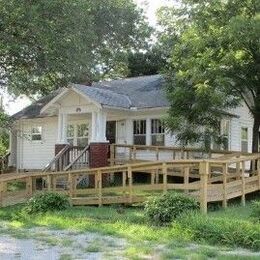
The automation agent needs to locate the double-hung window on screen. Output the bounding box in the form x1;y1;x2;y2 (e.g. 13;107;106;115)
212;119;230;150
241;127;248;152
133;120;146;145
31;126;42;141
221;120;230;151
151;119;165;146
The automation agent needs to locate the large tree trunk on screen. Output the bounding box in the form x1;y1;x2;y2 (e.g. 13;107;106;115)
252;115;260;153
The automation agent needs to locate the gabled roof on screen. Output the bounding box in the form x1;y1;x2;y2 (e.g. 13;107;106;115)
12;89;64;120
91;74;167;108
72;84;132;109
12;74;168;120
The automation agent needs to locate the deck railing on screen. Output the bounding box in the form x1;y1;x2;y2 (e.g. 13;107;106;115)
1;153;260;213
109;144;246;165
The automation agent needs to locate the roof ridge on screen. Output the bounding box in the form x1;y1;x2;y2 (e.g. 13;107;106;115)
73;83;132;107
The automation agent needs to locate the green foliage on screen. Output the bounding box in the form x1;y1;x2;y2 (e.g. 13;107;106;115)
177;211;260;250
159;0;260;151
251;200;260;221
144;192;199;226
23;192;70;214
127;46;167;77
0;111;11;156
0;0;151;96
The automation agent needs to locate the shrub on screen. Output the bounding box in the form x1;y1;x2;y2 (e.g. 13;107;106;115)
144;192;199;226
251;201;260;221
23;192;70;214
176;212;260;250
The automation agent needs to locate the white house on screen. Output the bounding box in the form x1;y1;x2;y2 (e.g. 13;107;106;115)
9;75;254;171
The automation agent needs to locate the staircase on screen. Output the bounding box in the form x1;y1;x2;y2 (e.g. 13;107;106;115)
43;145;89;172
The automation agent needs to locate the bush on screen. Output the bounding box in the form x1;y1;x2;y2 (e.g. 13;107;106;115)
251;201;260;221
144;192;199;226
23;192;70;214
177;212;260;250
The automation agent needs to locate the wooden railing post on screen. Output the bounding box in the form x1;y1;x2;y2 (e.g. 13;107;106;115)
47;174;52;191
151;170;155;185
184;167;190;194
162;163;167;193
26;176;33;197
236;162;240;180
98;170;102;207
241;161;246;206
122;171;127;197
68;173;73;199
127;166;133;203
222;163;228;208
199;161;209;214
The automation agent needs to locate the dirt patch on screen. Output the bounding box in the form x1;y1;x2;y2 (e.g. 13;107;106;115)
0;225;128;260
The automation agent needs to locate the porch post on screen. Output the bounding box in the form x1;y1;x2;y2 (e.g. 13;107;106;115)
61;113;68;144
55;112;68;155
89;110;109;169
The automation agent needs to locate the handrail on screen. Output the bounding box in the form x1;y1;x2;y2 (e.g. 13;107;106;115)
43;145;70;172
1;153;260;213
64;145;89;171
111;144;250;155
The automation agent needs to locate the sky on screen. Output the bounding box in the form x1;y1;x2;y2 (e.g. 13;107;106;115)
2;0;170;115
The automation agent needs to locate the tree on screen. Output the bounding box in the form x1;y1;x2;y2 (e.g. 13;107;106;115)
0;0;151;96
159;0;260;152
127;46;167;77
0;108;10;156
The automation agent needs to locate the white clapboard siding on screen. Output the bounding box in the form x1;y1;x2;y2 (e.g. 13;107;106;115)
17;117;58;170
229;103;253;152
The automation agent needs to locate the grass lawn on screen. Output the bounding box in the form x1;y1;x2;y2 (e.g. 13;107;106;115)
0;200;260;259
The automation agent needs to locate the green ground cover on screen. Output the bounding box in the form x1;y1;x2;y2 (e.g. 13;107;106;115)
0;199;259;259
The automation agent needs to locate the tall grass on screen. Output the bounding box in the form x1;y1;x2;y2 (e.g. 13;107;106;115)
176;211;260;250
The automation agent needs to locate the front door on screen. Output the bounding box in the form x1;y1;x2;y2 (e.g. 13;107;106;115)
106;121;116;144
67;123;89;147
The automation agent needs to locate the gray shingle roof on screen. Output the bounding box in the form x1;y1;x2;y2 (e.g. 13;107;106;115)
72;84;132;108
12;89;64;120
13;75;168;119
92;74;167;108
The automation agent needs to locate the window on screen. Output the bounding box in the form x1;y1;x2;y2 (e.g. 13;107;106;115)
241;127;248;152
221;120;230;151
31;126;42;141
212;119;230;151
77;123;89;147
67;124;75;145
133;120;146;145
67;123;89;147
151;119;165;146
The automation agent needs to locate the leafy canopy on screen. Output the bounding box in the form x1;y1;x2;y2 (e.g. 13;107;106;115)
159;0;260;151
0;0;151;96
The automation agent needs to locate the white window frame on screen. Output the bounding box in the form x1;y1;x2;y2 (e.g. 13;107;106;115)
221;119;230;151
133;119;146;145
241;127;248;153
151;119;165;146
31;126;43;142
67;122;89;147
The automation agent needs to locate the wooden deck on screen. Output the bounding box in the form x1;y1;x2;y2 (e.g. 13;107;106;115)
0;150;260;213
